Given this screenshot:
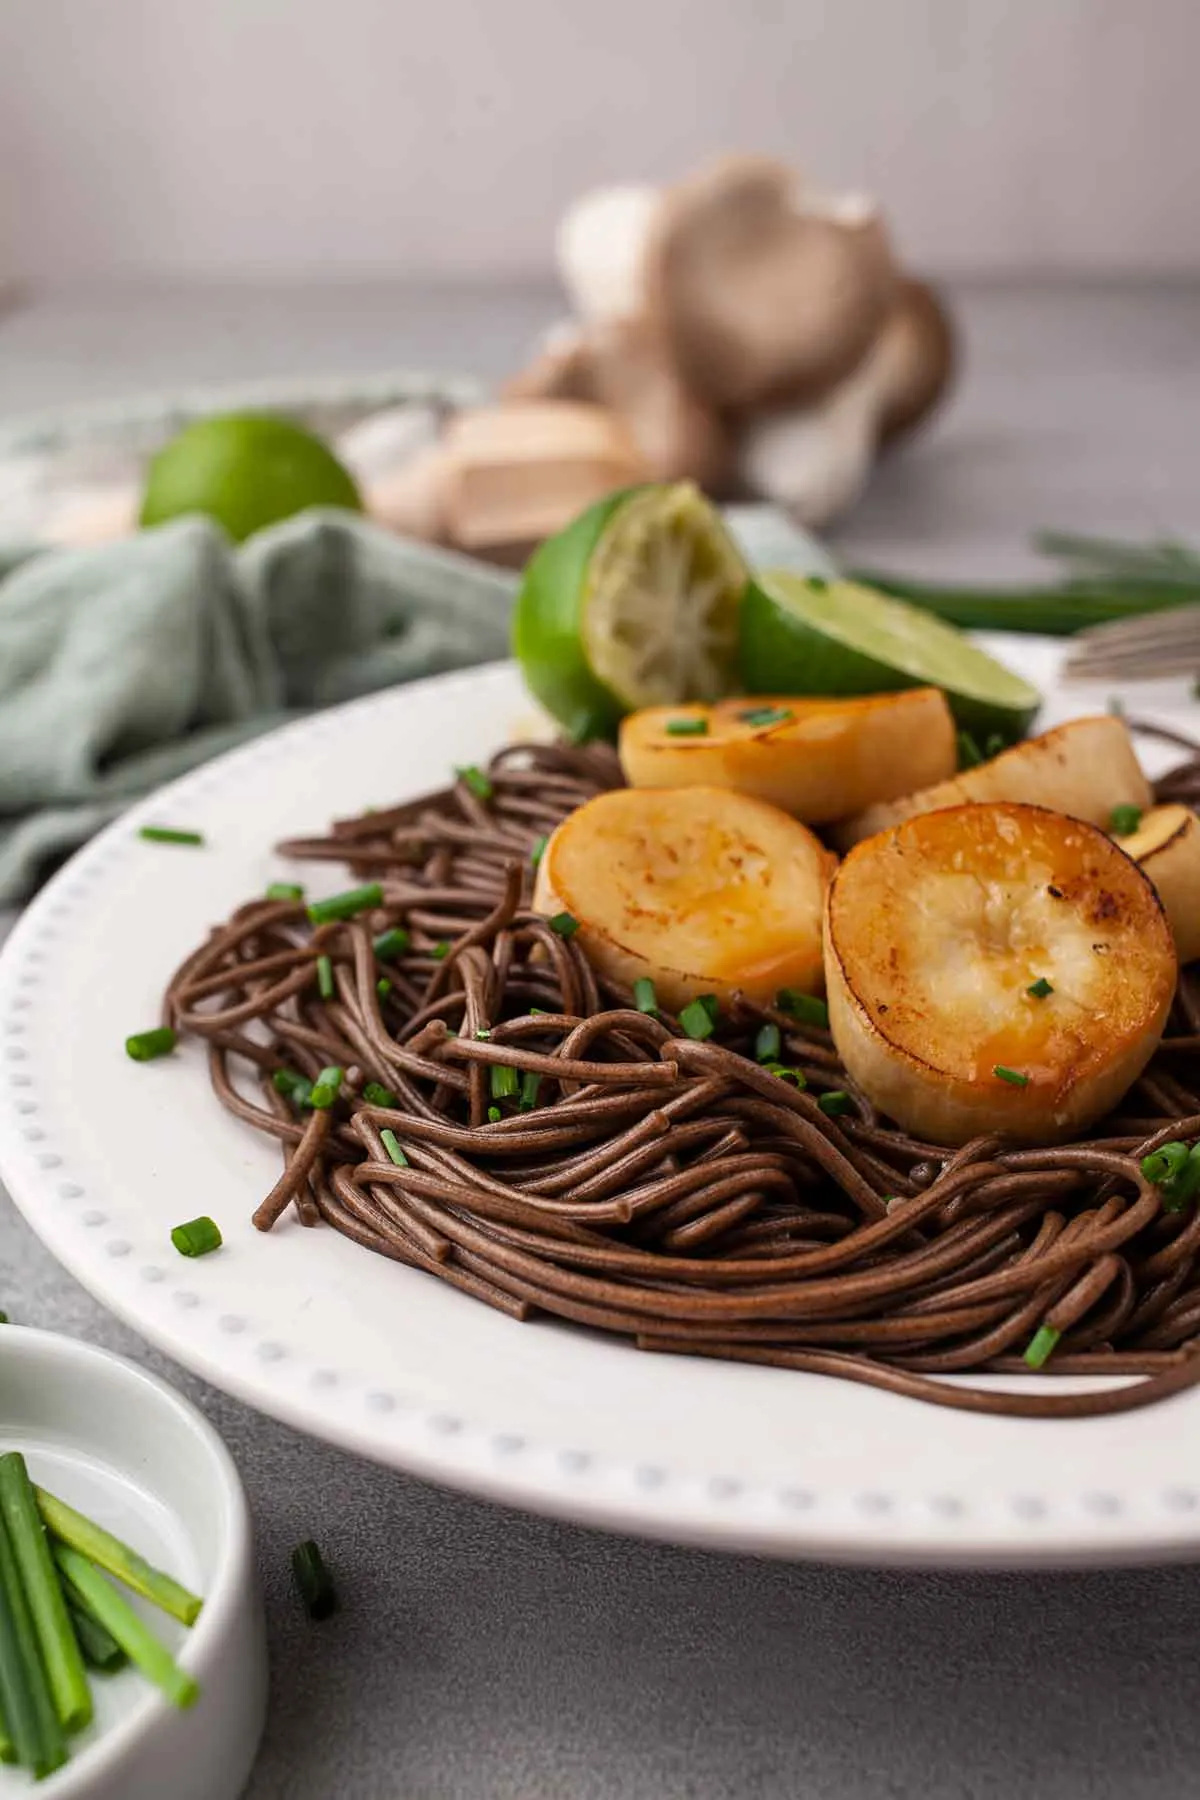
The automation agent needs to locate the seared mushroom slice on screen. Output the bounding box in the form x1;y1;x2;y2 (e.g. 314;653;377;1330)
644;155;895;410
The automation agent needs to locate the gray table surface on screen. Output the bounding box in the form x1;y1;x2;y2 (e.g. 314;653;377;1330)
3;279;1200;1799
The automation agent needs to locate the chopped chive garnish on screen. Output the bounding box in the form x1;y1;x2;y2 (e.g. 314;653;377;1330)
309;1065;343;1109
807;576;828;592
487;1105;503;1123
679;999;715;1040
520;1071;541;1111
307;883;382;925
139;826;203;846
125;1027;176;1062
379;1129;408;1166
316;954;334;999
272;1067;306;1097
266;881;305;901
490;1064;519;1100
1023;1324;1061;1370
432;941;451;960
362;1082;396;1108
738;705;793;728
984;734;1007;758
290;1539;338;1621
697;993;720;1025
531;835;548;869
475;1028;491;1040
957;730;984;770
0;1312;8;1326
373;927;410;961
1109;803;1143;836
170;1216;222;1258
993;1065;1030;1086
633;977;659;1015
754;1022;781;1063
376;977;393;998
1027;977;1054;999
818;1090;852;1116
549;912;580;938
1149;1142;1200;1211
776;990;829;1030
664;716;708;736
764;1063;807;1088
456;764;494;800
1141;1141;1189;1186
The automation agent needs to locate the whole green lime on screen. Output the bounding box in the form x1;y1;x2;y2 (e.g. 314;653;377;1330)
140;412;362;543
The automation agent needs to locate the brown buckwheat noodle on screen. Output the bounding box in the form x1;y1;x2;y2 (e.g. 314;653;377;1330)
162;738;1200;1417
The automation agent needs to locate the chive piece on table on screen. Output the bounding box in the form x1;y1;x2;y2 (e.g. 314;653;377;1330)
818;1090;852;1116
316;954;334;1000
377;978;393;999
490;1064;519;1100
664;716;708;737
548;912;579;938
679;1000;715;1041
754;1022;781;1064
487;1105;502;1123
0;1503;66;1777
1023;1324;1061;1370
266;882;305;902
379;1129;408;1167
455;764;494;801
309;1065;344;1109
776;990;829;1030
1027;977;1054;999
530;836;548;870
0;1313;8;1327
1109;803;1143;836
0;1453;90;1736
67;1601;126;1674
306;883;383;925
957;730;984;770
291;1540;338;1621
35;1488;202;1629
362;1082;396;1109
125;1027;177;1062
633;977;659;1016
993;1065;1030;1087
171;1216;222;1259
139;826;203;846
520;1071;541;1111
737;705;793;729
373;928;410;962
53;1545;198;1711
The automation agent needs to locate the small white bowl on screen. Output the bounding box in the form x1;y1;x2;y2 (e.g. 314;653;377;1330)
0;1327;267;1799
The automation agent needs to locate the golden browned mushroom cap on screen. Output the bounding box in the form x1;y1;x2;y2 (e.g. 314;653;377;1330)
502;319;733;492
876;278;957;444
644;155;896;411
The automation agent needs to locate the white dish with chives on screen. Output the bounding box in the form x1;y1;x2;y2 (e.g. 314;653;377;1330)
4;647;1200;1567
0;1329;265;1796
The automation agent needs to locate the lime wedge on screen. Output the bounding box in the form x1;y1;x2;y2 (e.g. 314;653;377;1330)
141;412;362;544
513;482;748;740
740;571;1041;739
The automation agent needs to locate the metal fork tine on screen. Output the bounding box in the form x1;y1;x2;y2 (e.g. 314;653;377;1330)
1062;602;1200;681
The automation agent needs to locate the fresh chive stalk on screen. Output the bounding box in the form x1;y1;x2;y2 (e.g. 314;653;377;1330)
125;1027;176;1062
139;827;203;846
373;928;410;961
66;1602;126;1674
316;954;334;999
379;1129;408;1167
776;990;829;1030
291;1540;337;1621
0;1698;14;1764
0;1455;90;1735
309;1066;343;1109
34;1489;202;1628
170;1217;222;1258
754;1022;781;1064
307;883;382;925
490;1064;519;1100
0;1503;65;1776
53;1546;198;1711
679;1000;715;1040
633;978;659;1015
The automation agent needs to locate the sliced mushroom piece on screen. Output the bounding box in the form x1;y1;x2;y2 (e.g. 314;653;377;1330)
556;184;662;323
500;323;598;405
876;278;957;444
644;155;896;410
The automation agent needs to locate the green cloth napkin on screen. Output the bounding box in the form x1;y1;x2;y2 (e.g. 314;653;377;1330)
0;510;516;901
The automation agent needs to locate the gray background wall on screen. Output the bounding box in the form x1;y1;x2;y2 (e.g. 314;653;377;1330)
2;0;1198;283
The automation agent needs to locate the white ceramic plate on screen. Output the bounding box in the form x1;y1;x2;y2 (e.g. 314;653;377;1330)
3;646;1200;1568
